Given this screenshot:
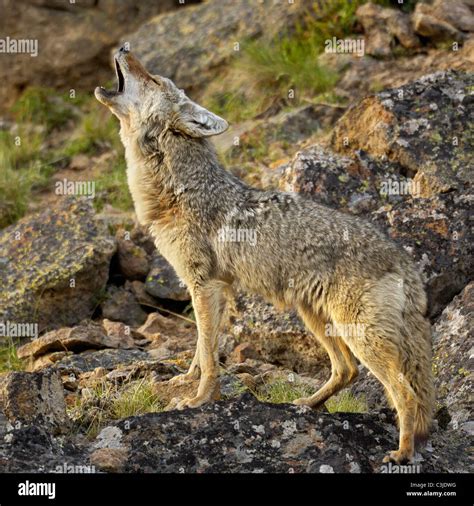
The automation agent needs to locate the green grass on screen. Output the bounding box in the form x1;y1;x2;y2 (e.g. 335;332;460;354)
69;376;164;438
11;87;80;133
325;390;368;413
255;378;314;404
253;377;368;414
94;157;133;212
61;102;121;157
0;338;25;373
0;129;56;228
204;0;404;123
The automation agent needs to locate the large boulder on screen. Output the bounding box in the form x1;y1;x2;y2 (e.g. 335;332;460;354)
433;282;473;432
0;197;116;331
88;394;467;473
0;0;184;110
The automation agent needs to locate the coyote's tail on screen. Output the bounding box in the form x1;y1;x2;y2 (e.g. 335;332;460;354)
402;274;436;446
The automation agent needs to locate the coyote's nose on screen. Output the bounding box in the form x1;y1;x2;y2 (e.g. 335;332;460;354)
118;46;129;54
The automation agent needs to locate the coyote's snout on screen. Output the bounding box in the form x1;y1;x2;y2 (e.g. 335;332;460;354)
96;50;435;465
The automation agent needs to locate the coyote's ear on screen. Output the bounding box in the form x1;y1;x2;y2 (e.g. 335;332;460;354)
173;99;228;138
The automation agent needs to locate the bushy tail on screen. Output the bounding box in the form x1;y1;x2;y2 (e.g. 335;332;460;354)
402;273;436;446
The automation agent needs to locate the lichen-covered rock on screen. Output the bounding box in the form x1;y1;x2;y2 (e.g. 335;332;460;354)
0;197;116;331
279;146;383;214
331;70;473;193
145;254;190;301
1;369;69;433
89;394;467;473
432;282;473;432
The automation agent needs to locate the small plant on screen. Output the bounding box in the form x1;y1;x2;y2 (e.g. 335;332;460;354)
0;337;24;373
325;390;368;413
255;378;314;404
69;376;164;438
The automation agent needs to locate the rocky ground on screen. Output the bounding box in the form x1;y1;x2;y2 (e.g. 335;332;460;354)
0;0;472;474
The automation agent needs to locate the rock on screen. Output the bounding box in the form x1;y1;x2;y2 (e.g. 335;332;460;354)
17;321;137;365
125;0;306;99
430;0;474;33
413;2;465;42
230;343;260;364
0;424;87;472
432;282;473;430
101;286;148;326
356;3;419;56
0;0;181;111
125;280;158;308
279;146;382;213
137;312;178;338
145;254;190;301
332;71;473;188
2;370;68;433
93;394;465;472
0;198;116;331
89;447;128;473
115;233;150;281
53;349;152;376
101;319;142;348
228;294;327;374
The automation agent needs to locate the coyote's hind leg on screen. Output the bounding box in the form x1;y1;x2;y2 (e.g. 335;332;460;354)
293;306;359;408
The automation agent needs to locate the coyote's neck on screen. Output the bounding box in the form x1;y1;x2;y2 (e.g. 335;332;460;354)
123;128;249;233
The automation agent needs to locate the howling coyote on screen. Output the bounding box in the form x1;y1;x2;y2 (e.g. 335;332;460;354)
96;48;435;464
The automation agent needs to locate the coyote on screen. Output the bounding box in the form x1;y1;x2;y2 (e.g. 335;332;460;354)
96;48;435;464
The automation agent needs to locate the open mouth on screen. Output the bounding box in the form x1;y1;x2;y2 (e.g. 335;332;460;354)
97;58;125;98
115;58;125;93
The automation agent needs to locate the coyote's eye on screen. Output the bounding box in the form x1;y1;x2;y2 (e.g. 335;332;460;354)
151;77;162;88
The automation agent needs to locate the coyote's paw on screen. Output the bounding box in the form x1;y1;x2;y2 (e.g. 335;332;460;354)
383;449;413;465
175;395;212;410
292;397;311;406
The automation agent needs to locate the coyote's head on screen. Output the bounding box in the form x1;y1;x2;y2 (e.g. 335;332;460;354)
95;48;228;140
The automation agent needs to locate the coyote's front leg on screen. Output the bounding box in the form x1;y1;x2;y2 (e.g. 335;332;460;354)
166;282;226;410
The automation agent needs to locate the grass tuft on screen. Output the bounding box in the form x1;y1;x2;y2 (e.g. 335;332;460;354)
69;376;164;438
325;390;368;413
0;338;25;373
